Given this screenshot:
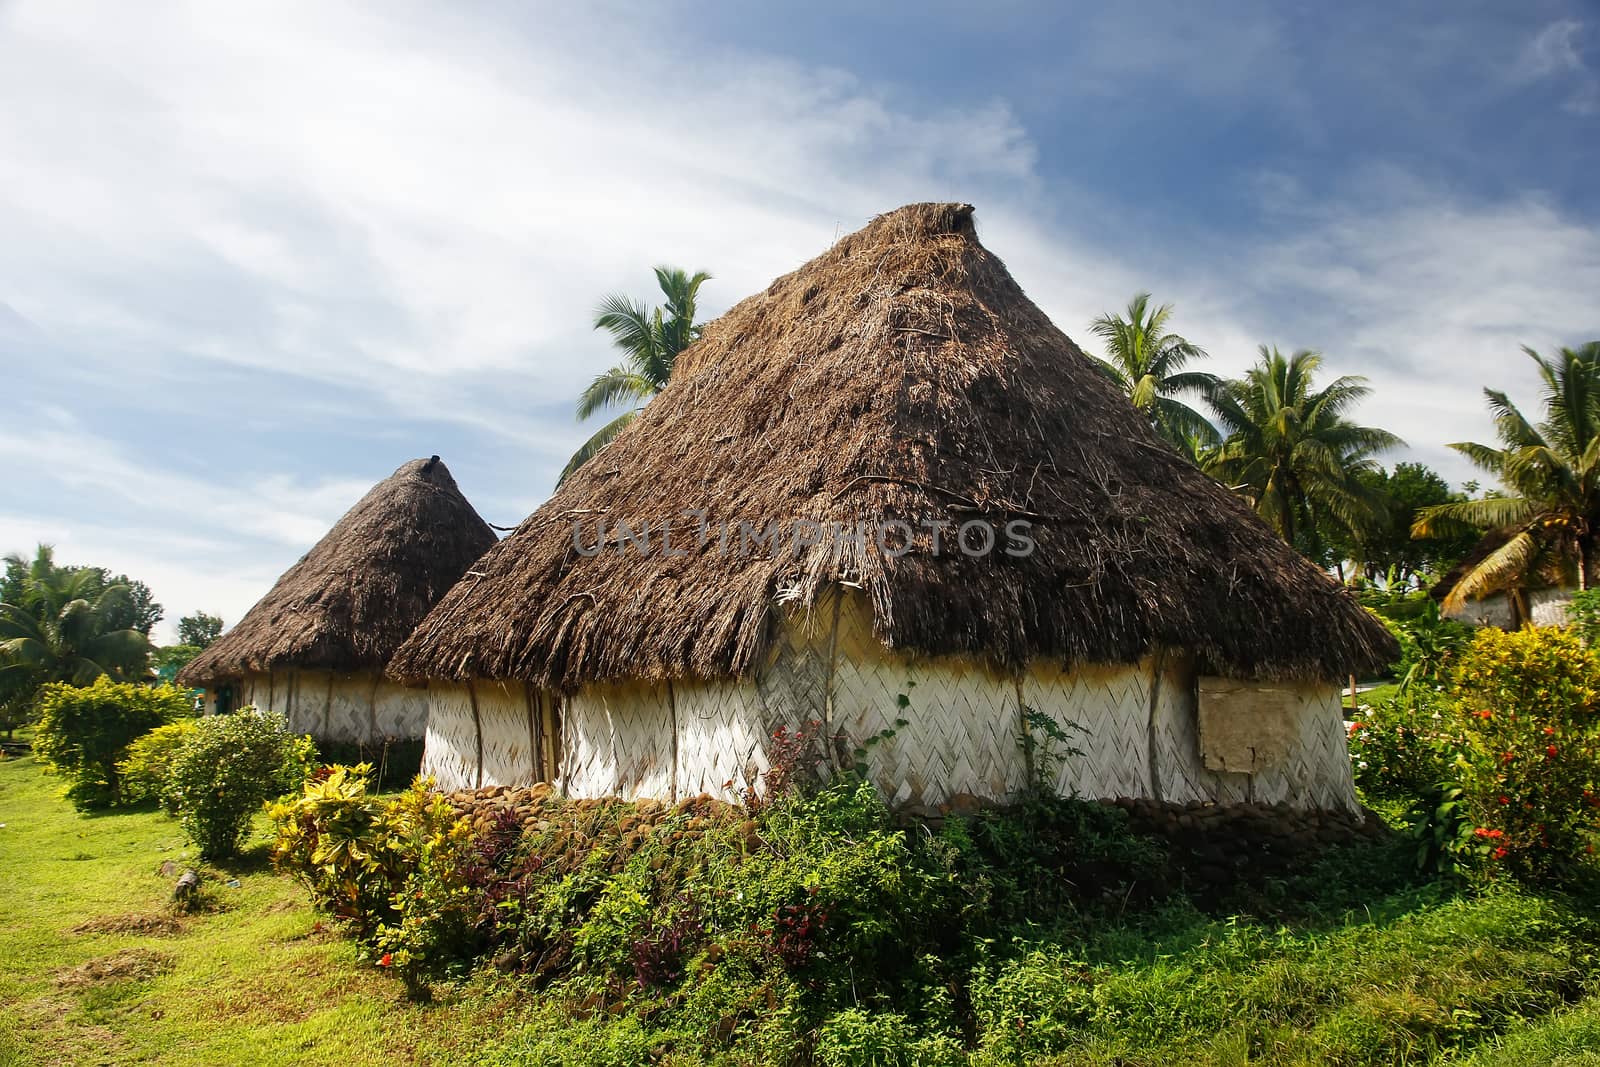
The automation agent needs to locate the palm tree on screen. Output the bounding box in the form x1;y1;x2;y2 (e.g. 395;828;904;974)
1205;347;1402;558
1090;292;1219;451
561;266;711;483
0;545;150;690
1413;342;1600;613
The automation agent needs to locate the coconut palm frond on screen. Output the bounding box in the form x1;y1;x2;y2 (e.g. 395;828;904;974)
1443;529;1539;613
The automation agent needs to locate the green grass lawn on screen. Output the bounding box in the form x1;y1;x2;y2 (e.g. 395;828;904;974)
0;751;519;1067
3;749;1600;1066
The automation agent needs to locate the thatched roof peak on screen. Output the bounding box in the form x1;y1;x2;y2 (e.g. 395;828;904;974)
390;204;1395;689
180;457;496;686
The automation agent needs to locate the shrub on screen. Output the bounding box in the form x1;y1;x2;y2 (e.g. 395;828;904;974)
118;719;200;811
1568;588;1600;645
1348;690;1467;802
1449;627;1600;881
815;1008;964;1067
33;678;192;809
167;707;316;859
1387;603;1473;691
268;763;402;931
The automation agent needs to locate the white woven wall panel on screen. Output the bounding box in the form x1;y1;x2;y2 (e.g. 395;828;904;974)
1024;660;1152;800
562;688;620;798
421;684;478;792
823;592;1028;807
756;598;834;738
324;673;372;744
372;679;430;741
1250;688;1360;811
476;681;535;788
1149;656;1251;806
675;677;769;801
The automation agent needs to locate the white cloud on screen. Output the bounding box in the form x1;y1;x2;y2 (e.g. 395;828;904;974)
1513;19;1599;115
2;0;1598;637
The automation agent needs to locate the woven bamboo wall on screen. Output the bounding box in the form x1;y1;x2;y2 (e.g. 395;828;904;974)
474;681;536;788
415;588;1359;811
422;684;480;791
207;670;427;744
820;590;1029;807
672;678;770;799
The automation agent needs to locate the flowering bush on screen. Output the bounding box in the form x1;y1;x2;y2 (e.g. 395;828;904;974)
1449;628;1600;881
1347;690;1466;802
167;707;316;858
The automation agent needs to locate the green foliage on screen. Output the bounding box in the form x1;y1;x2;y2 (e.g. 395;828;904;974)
167;708;315;859
1204;346;1401;560
1088;292;1218;452
119;719;200;811
1416;342;1600;611
176;611;223;649
1348;690;1466;802
151;644;202;682
32;677;191;809
563;266;712;483
1449;628;1600;882
1339;462;1480;585
1569;588;1600;645
0;545;155;730
815;1008;964;1067
1407;782;1477;876
1354;628;1600;883
1387;603;1474;691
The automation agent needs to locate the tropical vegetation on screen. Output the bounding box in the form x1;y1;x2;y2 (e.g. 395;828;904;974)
562;266;712;483
1088;291;1219;451
1204;346;1403;562
1415;342;1600;615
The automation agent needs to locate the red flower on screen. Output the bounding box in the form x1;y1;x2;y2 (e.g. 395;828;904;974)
1476;710;1493;720
1349;722;1364;731
1544;726;1556;736
378;953;393;968
1547;745;1559;757
1493;846;1509;859
1499;796;1511;805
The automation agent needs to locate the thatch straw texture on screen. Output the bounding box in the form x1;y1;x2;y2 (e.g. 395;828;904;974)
181;457;496;687
390;203;1395;689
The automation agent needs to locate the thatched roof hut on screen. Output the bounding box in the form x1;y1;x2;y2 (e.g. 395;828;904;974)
1431;525;1588;628
393;204;1394;810
182;456;496;744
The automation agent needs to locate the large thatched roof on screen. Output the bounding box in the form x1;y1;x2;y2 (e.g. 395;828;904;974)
390;203;1395;689
181;457;496;686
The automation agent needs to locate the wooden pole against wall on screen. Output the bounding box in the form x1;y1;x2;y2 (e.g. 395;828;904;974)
468;681;484;790
666;680;679;802
1145;649;1167;803
524;684;542;784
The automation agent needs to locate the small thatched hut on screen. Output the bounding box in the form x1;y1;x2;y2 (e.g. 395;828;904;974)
181;457;497;745
390;204;1395;811
1431;526;1585;628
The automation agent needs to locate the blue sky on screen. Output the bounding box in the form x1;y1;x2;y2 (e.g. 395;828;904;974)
2;1;1597;640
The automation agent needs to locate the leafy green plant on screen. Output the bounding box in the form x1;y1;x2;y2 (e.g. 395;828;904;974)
1566;588;1600;646
1018;706;1086;791
1348;690;1467;802
1447;627;1600;881
118;719;200;811
167;707;315;859
268;763;401;931
1408;782;1476;876
32;678;192;809
1388;602;1473;692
